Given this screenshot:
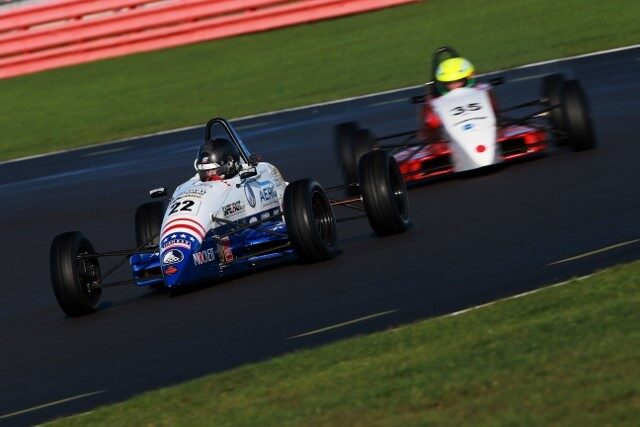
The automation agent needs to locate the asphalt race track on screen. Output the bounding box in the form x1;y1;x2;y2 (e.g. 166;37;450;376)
1;47;639;425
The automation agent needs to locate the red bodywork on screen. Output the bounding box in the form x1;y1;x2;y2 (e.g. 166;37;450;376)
395;93;548;183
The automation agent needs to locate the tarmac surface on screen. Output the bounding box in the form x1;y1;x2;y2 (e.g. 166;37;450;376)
1;47;639;425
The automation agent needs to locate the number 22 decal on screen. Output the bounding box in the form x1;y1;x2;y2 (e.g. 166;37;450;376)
169;200;195;214
451;103;482;115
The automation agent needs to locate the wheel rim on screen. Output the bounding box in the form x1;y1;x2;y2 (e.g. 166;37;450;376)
77;242;101;302
311;189;336;246
389;162;409;221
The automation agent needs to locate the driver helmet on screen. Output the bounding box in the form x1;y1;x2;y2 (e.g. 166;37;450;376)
435;57;476;95
194;138;241;181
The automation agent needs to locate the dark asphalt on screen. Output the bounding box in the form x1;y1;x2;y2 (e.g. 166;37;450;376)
1;47;639;426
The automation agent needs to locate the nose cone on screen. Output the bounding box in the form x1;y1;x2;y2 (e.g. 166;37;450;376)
160;232;201;287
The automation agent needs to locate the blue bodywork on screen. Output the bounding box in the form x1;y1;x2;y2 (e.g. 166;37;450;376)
129;208;295;288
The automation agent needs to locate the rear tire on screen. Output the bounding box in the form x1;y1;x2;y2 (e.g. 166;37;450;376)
561;79;596;151
359;151;410;237
135;201;164;247
542;73;565;132
50;231;102;317
284;179;337;262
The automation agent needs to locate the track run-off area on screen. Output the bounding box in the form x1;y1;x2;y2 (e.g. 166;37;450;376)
1;46;639;426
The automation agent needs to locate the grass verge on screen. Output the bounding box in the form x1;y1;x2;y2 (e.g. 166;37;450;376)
1;0;640;161
51;262;640;426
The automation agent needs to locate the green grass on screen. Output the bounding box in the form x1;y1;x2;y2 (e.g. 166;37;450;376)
51;262;640;426
1;0;639;161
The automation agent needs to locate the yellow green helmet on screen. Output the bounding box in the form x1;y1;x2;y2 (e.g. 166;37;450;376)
435;57;476;94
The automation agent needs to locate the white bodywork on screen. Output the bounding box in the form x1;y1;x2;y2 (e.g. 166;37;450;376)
431;86;500;172
159;162;287;262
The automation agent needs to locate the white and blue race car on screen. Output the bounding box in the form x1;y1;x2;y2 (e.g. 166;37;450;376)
50;118;410;317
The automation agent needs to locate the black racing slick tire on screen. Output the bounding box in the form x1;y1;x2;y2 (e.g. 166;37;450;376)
50;231;102;317
335;122;376;191
353;128;376;166
135;201;165;289
542;73;565;131
135;201;164;247
284;179;337;262
359;150;410;237
335;121;359;185
561;79;596;151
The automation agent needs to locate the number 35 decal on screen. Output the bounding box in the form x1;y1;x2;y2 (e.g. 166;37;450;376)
169;200;196;215
451;103;482;115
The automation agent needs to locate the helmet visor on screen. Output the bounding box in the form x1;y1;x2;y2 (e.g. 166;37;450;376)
196;161;231;181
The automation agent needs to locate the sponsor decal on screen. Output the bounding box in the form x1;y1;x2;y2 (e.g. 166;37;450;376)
170;188;207;204
219;237;234;263
453;116;487;127
162;249;184;265
161;233;196;250
260;211;270;220
249;217;258;224
268;165;286;189
463;123;474;131
149;187;166;195
259;185;277;203
192;181;217;189
193;248;216;266
164;265;178;275
222;200;245;217
192;237;234;266
245;185;257;208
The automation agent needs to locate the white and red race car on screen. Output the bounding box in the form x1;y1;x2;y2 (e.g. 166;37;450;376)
336;46;596;186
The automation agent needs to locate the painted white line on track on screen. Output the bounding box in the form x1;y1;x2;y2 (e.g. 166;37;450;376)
35;411;94;427
503;43;640;70
368;98;407;107
445;273;596;318
0;390;105;420
2;43;639;167
506;73;550;83
288;309;398;339
82;146;130;157
547;239;640;266
236;120;278;131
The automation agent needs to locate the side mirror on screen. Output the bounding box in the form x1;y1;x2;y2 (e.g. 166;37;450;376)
489;76;504;86
248;154;261;166
149;187;167;198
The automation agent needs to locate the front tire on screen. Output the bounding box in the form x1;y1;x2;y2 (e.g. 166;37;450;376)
284;179;337;262
542;73;565;131
359;151;410;237
50;231;102;317
335;122;376;193
561;79;596;151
